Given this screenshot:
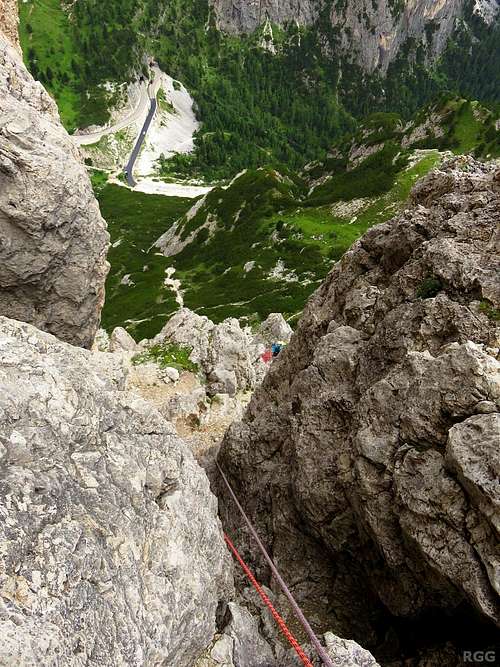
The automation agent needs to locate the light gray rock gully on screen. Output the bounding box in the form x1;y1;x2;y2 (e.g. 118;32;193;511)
0;313;379;666
217;157;500;662
0;22;109;348
0;5;381;665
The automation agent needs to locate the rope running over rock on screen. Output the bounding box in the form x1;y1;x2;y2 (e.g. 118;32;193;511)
224;532;314;667
217;462;334;667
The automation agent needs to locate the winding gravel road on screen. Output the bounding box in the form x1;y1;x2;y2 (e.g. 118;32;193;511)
74;68;212;197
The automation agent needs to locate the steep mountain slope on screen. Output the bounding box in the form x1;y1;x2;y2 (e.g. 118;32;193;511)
0;2;109;348
217;156;500;663
18;0;500;178
100;98;497;340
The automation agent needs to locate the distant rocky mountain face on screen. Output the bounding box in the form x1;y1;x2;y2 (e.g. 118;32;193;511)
217;156;500;662
211;0;499;72
0;1;109;348
212;0;321;34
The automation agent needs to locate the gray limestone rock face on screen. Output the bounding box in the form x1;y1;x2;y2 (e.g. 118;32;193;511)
217;157;500;656
211;0;321;34
0;316;234;666
152;308;266;395
323;632;380;667
225;601;276;667
329;0;467;73
200;598;379;667
211;1;499;73
205;318;261;395
0;16;109;348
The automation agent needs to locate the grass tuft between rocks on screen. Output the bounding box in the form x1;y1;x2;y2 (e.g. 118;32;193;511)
132;343;199;373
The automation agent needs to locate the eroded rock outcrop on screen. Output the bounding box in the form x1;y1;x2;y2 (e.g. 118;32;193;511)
218;157;500;660
152;308;276;395
211;0;321;35
0;8;109;348
197;595;380;667
0;316;234;666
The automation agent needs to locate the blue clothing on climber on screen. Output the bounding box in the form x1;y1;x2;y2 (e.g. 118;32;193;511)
271;342;284;357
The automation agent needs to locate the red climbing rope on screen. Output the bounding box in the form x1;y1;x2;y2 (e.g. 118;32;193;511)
224;532;315;667
217;462;334;667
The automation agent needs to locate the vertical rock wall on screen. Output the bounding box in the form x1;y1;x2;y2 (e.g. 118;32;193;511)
217;157;500;659
0;2;109;348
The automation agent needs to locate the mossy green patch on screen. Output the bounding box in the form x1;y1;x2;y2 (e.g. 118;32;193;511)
417;276;443;299
132;343;199;372
479;300;500;322
89;169;109;194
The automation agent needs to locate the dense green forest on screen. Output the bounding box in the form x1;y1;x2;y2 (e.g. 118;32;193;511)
19;0;500;180
98;96;497;338
19;0;140;128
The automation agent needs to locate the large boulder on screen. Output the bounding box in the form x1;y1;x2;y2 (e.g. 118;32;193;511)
153;308;215;363
109;326;138;353
0;9;109;348
0;316;233;666
153;308;264;395
217;157;500;659
255;313;293;347
205;318;261;395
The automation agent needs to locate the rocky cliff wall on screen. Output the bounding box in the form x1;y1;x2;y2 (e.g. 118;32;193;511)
217;157;500;660
211;0;499;72
0;5;109;348
211;0;321;34
330;0;465;72
0;316;234;666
